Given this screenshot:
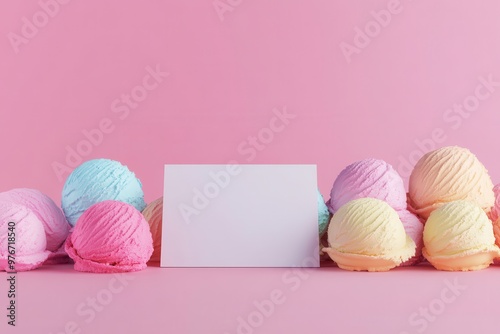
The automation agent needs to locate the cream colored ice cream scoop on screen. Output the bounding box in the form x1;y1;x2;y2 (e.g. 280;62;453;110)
322;198;415;272
423;200;500;271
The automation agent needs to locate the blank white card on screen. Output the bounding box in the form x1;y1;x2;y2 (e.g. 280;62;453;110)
161;164;319;267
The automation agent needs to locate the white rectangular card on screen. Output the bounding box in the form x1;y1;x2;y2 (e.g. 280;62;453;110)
161;164;319;267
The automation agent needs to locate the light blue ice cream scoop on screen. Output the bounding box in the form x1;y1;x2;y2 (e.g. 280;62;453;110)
318;191;330;236
62;159;146;226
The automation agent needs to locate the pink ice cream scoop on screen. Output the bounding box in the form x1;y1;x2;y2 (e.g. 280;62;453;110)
0;188;70;252
490;184;500;222
142;197;163;263
327;159;407;214
490;185;500;255
398;210;424;266
0;201;51;271
65;200;153;273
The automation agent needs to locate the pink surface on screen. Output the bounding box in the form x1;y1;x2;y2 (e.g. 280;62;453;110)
1;0;500;333
1;264;500;334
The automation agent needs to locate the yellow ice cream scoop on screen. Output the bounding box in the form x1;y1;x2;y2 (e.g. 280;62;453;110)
423;200;500;271
322;198;415;272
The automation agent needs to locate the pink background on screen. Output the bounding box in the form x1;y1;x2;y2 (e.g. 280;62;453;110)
1;1;500;333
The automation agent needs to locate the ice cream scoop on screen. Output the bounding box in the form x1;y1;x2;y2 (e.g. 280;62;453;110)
62;159;146;226
0;188;70;252
490;184;500;222
322;198;415;271
317;191;330;236
398;210;423;266
142;197;163;263
423;201;500;271
45;244;71;265
65;200;153;273
317;191;331;260
408;146;494;220
327;159;406;214
0;201;51;271
491;185;500;251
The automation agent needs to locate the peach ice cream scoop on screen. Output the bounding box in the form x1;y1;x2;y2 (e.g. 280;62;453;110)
409;146;494;220
142;197;163;263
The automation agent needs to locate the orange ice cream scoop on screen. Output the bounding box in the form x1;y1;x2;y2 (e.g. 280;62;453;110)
408;146;494;220
142;197;163;263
